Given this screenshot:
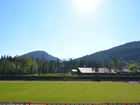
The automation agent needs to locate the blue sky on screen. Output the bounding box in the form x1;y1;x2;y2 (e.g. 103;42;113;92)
0;0;140;59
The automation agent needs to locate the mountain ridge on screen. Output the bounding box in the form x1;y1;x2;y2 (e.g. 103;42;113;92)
20;41;140;62
21;50;60;61
78;41;140;62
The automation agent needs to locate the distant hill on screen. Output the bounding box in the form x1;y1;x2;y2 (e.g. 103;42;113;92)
61;58;76;61
79;41;140;62
21;51;60;61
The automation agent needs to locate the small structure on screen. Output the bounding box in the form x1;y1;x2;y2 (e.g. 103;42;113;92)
71;67;116;75
78;67;94;73
122;69;130;73
71;69;78;75
77;67;112;73
98;68;110;73
137;69;140;72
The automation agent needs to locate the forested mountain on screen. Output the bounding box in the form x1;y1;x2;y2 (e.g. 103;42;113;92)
21;51;60;61
79;41;140;62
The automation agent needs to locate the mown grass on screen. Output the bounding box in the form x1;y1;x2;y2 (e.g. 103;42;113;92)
0;81;140;102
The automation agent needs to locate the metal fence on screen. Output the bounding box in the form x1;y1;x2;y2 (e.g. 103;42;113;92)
0;103;140;105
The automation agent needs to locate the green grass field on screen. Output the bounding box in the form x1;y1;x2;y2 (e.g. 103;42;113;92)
0;81;140;102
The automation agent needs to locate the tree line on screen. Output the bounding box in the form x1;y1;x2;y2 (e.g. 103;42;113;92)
0;55;61;75
0;55;139;76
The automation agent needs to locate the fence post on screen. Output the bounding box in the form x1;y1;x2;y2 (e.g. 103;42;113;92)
23;102;26;105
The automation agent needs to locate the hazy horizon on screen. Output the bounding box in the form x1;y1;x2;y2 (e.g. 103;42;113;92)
0;0;140;59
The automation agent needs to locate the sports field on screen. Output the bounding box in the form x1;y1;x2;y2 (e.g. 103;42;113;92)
0;81;140;102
